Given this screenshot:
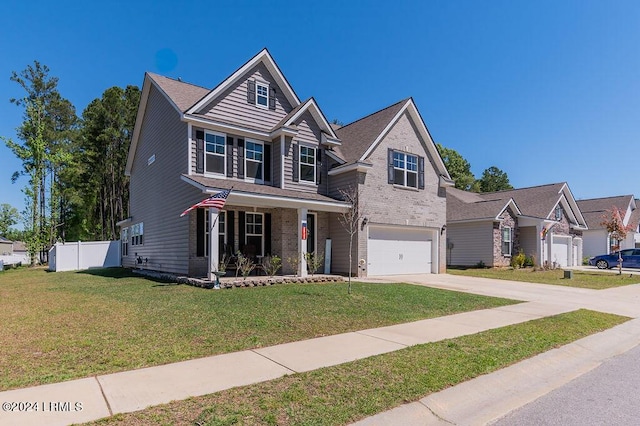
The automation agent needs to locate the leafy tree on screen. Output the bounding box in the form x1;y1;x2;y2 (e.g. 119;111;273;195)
0;204;19;236
477;166;513;193
436;143;476;191
600;206;633;275
3;61;77;261
74;85;140;240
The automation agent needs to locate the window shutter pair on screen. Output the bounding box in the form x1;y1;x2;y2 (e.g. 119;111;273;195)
247;80;256;104
196;208;205;257
196;130;205;174
226;211;235;256
237;139;245;179
418;156;425;190
238;212;246;253
292;142;299;182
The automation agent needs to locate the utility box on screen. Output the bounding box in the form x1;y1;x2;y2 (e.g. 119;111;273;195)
563;270;573;279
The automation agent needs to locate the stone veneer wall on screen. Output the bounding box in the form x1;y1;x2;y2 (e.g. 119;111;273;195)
493;207;518;267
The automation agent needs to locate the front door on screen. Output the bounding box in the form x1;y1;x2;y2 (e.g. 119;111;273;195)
306;213;316;254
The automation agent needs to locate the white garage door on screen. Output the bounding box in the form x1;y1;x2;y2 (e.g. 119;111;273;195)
552;236;570;267
368;226;433;275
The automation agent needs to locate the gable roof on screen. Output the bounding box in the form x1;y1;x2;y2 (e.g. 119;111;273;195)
147;72;210;112
577;195;636;229
333;98;450;180
448;182;587;228
186;48;300;115
272;97;340;142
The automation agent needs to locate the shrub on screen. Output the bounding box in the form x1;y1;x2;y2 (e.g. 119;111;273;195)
262;255;282;276
474;260;486;268
304;251;325;275
235;252;255;279
286;255;301;276
511;250;526;269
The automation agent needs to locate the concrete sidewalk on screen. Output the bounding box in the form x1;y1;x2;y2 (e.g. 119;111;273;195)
3;274;640;426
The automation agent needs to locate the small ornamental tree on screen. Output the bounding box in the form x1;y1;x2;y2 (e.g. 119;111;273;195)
600;206;633;275
338;185;364;294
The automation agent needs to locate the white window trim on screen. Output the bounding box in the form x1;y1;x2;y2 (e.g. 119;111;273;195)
204;130;226;176
502;226;512;256
131;222;144;246
244;139;264;183
393;151;418;189
204;211;226;257
121;228;129;256
299;145;317;185
245;212;265;257
256;82;269;109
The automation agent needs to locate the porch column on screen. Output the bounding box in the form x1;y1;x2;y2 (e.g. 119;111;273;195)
298;207;308;277
536;224;543;267
208;207;220;282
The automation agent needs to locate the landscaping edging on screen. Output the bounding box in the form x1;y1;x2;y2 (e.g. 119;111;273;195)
131;268;344;289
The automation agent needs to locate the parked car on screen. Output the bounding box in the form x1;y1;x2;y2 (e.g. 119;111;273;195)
588;249;640;269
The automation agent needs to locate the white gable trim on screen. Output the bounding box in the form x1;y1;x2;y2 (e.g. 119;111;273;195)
358;99;450;180
547;184;588;228
281;98;340;142
495;198;522;220
186;49;300;115
325;150;346;165
327;161;373;176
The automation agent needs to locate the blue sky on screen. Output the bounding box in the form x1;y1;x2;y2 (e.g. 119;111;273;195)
1;0;639;227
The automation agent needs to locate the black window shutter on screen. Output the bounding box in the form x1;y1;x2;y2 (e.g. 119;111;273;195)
387;148;394;184
196;130;205;174
268;87;276;110
238;212;246;253
196;208;205;257
247;80;256;104
418;156;425;189
264;144;271;182
316;148;322;185
237;139;245;179
226;136;234;177
226;211;235;255
292;143;299;182
264;213;272;256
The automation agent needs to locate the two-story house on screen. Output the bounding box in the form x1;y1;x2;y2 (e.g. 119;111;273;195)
121;49;451;279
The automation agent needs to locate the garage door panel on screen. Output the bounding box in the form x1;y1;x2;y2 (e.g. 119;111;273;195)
368;226;434;276
552;236;570;267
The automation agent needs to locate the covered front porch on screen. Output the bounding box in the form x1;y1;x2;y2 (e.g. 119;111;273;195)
182;176;350;280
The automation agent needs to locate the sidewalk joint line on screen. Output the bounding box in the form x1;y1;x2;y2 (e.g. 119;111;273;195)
250;350;298;374
354;331;409;347
95;375;113;416
419;400;456;425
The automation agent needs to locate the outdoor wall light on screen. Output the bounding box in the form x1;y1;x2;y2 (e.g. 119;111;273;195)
441;224;447;235
361;217;369;230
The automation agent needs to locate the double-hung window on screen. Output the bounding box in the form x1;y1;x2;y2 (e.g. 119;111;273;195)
121;228;129;256
245;140;264;182
502;227;512;256
205;131;225;174
203;211;226;258
256;83;269;108
245;213;264;256
300;146;316;183
393;151;418;188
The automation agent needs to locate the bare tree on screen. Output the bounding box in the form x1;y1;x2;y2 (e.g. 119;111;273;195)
338;184;364;294
600;206;633;275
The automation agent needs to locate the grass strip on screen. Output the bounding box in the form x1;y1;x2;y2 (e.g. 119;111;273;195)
448;267;640;289
0;267;516;391
89;309;628;426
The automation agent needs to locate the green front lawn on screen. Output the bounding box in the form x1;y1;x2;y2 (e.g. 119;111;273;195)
0;267;517;391
448;267;640;289
89;309;628;426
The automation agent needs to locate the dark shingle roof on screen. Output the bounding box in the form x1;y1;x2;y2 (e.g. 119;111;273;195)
447;183;570;222
147;73;210;112
576;195;635;229
334;99;408;163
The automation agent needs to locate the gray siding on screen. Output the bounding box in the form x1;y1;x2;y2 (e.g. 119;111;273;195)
328;169;357;199
203;63;293;131
329;212;358;275
127;84;202;274
519;226;538;260
447;222;494;266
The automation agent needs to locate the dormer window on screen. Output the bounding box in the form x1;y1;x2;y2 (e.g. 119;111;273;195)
247;80;276;110
256;83;268;108
555;205;563;221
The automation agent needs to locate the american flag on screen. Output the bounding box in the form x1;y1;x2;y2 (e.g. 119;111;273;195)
180;189;231;217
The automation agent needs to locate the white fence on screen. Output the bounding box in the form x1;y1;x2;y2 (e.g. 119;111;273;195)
49;241;121;272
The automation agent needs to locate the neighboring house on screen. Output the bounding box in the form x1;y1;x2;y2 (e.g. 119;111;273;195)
577;195;640;258
446;183;588;268
122;49;452;278
0;237;12;255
